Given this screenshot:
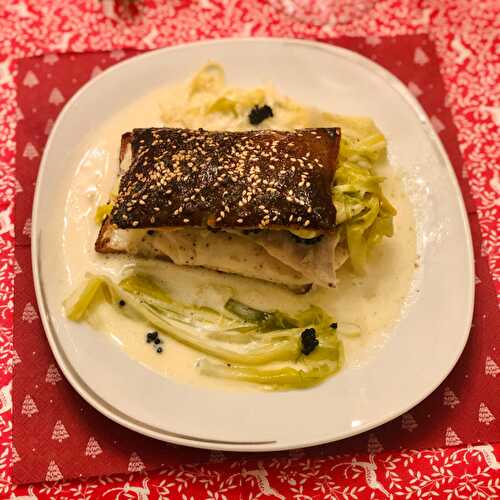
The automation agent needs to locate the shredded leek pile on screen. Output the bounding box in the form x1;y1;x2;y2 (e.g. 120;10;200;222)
333;133;396;273
158;62;396;273
65;273;343;390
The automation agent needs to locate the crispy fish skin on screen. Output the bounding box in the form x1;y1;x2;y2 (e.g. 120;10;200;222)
110;127;340;231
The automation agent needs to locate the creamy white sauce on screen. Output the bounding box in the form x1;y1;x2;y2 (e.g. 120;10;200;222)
60;78;417;391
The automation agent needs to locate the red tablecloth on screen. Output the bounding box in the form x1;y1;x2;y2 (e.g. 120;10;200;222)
1;1;499;498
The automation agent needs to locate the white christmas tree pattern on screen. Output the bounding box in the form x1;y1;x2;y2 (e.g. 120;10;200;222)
44;118;54;135
51;420;70;443
12;445;20;464
22;302;38;323
45;364;62;385
128;452;145;472
12;349;21;366
23;70;39;87
209;450;226;463
110;49;126;60
21;394;38;417
485;356;499;378
414;47;430;65
46;460;63;481
22;217;31;237
443;387;460;408
91;66;102;78
367;433;384;453
49;87;65;105
445;427;462;446
401;412;418;432
365;36;381;46
478;402;495;426
407;81;422;97
23;142;39;160
430;115;445;134
16;107;24;122
13;258;22;274
85;436;103;458
43;53;59;65
14;178;23;193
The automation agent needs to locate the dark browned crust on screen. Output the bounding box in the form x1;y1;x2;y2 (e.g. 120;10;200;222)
110;128;340;231
94;217;118;253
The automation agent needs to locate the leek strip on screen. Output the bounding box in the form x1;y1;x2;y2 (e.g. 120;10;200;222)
197;359;339;389
64;277;104;321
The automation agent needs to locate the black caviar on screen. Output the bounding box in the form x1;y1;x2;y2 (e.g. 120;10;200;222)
147;230;155;236
330;322;338;329
118;300;126;307
146;331;158;343
248;104;273;125
154;338;161;345
156;347;163;354
301;328;319;355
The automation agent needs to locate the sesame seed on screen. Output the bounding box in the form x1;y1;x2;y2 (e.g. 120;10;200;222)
304;220;310;227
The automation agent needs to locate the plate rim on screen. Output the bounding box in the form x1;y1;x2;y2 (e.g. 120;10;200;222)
31;37;475;452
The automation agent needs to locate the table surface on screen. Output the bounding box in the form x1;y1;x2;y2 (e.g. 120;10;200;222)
0;0;498;498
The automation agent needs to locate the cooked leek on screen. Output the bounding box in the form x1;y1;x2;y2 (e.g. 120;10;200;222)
65;274;342;377
197;359;339;389
333;134;396;274
94;203;112;224
64;277;104;321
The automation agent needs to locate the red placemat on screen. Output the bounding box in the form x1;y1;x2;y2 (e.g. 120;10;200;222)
13;35;500;485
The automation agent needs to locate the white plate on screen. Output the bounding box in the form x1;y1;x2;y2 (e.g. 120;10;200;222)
32;38;474;451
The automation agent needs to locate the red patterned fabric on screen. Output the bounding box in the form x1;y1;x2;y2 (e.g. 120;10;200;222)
12;37;500;486
0;1;499;498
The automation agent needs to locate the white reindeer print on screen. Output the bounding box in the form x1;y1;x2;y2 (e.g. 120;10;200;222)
331;454;389;498
103;478;150;499
0;381;12;415
0;204;13;236
242;461;285;499
352;456;390;497
471;444;500;470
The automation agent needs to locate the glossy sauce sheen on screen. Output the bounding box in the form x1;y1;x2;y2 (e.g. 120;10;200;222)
60;83;418;391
